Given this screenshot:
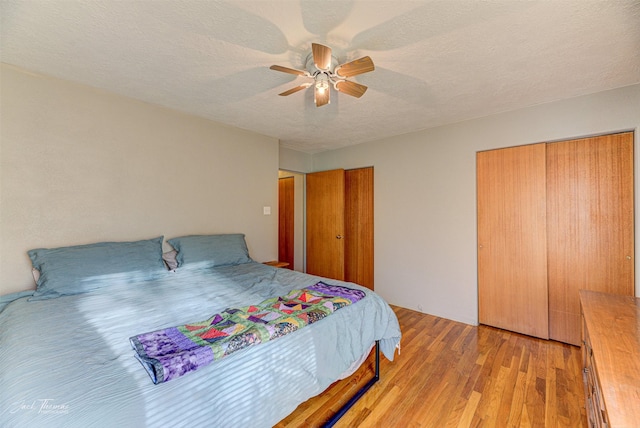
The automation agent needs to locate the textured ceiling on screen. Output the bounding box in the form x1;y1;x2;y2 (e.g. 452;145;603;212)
1;1;639;153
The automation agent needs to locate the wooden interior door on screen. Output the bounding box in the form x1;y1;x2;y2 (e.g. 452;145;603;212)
477;143;549;339
278;176;294;269
547;132;634;345
306;169;345;280
345;167;374;289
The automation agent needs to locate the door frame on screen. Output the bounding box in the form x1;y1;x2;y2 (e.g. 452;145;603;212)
278;170;306;271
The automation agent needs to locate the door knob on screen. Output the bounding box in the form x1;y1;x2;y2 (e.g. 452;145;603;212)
336;235;343;239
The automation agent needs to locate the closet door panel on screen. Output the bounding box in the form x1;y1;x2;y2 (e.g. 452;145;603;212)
345;167;374;290
547;132;634;345
477;143;549;339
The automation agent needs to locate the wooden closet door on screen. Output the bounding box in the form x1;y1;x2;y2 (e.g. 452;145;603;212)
547;132;634;345
306;169;345;280
345;167;374;289
477;144;549;339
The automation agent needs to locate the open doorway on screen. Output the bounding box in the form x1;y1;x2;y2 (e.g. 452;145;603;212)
278;170;305;271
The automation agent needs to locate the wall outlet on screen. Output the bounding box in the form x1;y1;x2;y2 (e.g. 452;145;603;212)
418;304;424;312
263;206;271;215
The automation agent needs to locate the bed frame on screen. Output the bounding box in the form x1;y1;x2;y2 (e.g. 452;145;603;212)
323;341;380;427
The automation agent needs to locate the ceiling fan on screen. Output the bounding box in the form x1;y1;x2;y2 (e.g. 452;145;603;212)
270;43;375;107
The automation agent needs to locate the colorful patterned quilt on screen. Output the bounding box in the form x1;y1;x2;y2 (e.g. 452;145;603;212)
130;282;366;384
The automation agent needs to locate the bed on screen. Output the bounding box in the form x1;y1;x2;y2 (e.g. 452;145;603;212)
0;234;401;427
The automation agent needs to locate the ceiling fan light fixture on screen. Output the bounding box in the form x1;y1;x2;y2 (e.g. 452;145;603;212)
315;74;329;93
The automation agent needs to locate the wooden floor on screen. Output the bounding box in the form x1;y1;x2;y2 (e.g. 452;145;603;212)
276;305;586;427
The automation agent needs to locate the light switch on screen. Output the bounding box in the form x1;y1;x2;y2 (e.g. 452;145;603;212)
263;206;271;215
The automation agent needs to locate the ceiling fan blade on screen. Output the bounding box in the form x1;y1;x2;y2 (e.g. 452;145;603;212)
335;80;368;98
278;83;311;96
312;43;332;71
315;86;330;107
270;65;307;76
335;56;375;78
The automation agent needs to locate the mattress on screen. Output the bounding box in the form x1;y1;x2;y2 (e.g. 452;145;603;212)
0;262;401;427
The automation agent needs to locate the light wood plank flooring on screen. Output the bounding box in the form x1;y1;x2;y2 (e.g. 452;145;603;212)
276;305;586;427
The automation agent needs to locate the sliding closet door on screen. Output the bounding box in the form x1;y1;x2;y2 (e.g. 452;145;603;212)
547;132;634;345
477;144;549;339
306;169;345;280
345;167;374;289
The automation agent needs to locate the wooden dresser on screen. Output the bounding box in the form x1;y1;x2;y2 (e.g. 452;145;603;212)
580;290;640;427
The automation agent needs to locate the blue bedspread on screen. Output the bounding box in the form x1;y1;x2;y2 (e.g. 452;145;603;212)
0;262;400;427
130;282;366;384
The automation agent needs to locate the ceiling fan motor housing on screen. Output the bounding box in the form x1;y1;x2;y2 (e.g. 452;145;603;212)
305;52;341;88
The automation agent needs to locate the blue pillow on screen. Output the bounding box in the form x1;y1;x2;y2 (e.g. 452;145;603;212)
167;234;252;269
0;290;34;313
28;236;166;300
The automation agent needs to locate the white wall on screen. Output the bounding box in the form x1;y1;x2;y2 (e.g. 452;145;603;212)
279;147;313;173
313;84;640;325
0;64;279;295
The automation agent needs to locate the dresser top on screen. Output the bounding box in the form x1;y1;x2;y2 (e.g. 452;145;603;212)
580;290;640;428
